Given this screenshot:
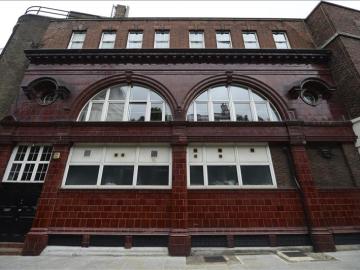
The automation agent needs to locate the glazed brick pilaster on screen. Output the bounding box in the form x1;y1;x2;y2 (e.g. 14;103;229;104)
290;144;335;252
169;144;191;256
23;143;71;256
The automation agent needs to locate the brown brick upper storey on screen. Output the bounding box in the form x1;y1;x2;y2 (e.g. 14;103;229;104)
40;19;315;49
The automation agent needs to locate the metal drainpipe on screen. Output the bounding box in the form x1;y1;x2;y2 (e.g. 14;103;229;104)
282;146;314;246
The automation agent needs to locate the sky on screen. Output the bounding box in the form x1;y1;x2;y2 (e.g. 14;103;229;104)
1;1;360;49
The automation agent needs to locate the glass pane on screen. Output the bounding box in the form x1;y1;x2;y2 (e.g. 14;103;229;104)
275;42;288;49
243;33;257;42
150;91;162;101
190;41;204;48
129;32;143;41
269;105;280;121
103;32;116;42
131;86;148;100
196;103;209;121
89;103;104;121
150;103;163;121
256;103;271;121
41;146;53;161
241;165;273;185
129;103;146;121
8;163;22;180
93;90;107;100
217;41;231;48
72;32;86;42
78;103;89;121
100;42;115;49
21;164;35;181
187;103;194;121
244;42;259;49
273;33;286;42
109;86;126;100
234;103;252;121
165;105;172;121
69;42;83;49
207;166;238;185
252;92;266;101
155;42;169;48
196;91;208;101
230;87;250;100
216;32;230;42
136;166;169;185
15;146;27;161
155;32;169;42
106;103;124;121
190;166;204;185
28;146;40;161
65;165;99;185
213;102;231;121
211;86;229;101
34;164;48;181
101;166;134;185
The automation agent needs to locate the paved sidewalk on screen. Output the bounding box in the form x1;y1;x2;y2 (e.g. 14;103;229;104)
0;249;359;270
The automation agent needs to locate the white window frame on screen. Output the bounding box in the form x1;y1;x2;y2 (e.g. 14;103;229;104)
154;30;170;48
187;143;277;189
126;31;143;49
67;31;86;49
189;31;205;48
62;145;172;189
216;31;232;49
273;32;291;49
2;145;53;183
242;31;260;49
77;85;172;122
186;85;281;122
99;31;116;49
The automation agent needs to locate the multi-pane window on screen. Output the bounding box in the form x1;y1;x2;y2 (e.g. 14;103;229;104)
127;31;143;48
189;31;205;48
68;31;86;49
78;84;172;122
273;32;290;49
216;31;232;48
188;144;276;188
242;32;260;49
99;31;116;49
186;85;281;122
3;145;53;183
63;145;171;188
154;30;170;48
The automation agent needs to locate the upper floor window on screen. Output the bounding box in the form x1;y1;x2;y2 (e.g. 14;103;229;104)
154;30;170;48
216;31;232;48
78;84;172;122
3;145;53;183
99;31;116;49
273;32;290;49
127;31;143;48
186;85;281;122
242;32;260;49
68;31;86;49
189;31;205;48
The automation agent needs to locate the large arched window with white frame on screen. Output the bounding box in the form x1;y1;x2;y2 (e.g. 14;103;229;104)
78;84;173;122
186;85;281;122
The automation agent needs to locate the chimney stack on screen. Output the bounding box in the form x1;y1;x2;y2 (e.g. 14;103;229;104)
112;5;129;18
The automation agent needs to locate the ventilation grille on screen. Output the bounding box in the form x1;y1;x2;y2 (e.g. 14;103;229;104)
191;235;227;247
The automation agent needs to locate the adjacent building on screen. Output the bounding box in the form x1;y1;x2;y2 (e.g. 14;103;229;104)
0;2;359;256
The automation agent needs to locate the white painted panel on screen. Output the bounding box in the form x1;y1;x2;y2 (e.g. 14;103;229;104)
105;147;136;163
189;146;202;163
237;146;268;162
206;146;236;163
71;146;103;162
138;147;170;163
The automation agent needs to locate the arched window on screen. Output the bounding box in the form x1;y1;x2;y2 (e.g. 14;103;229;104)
78;84;172;122
186;85;281;122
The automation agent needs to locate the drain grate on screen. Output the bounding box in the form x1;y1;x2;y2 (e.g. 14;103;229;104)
203;256;227;263
281;251;308;257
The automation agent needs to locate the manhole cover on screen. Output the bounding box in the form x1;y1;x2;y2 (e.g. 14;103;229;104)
203;256;227;263
282;251;308;257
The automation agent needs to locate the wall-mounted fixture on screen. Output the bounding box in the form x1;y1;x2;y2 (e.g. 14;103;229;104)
151;150;158;158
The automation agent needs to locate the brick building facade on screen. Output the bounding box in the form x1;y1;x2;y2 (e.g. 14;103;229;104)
0;2;359;256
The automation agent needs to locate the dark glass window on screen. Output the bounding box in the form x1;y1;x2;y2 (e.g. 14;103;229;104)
190;166;204;185
65;166;99;185
207;166;238;185
101;166;134;186
137;166;169;185
241;165;272;185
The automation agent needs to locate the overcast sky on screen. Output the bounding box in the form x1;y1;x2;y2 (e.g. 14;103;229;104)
1;1;360;49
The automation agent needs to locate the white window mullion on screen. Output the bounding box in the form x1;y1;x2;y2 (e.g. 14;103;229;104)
100;89;111;121
266;145;277;187
266;101;274;121
133;147;140;187
85;102;93;121
249;91;259;121
228;85;236;121
145;92;151;121
123;85;131;121
17;146;31;181
96;147;106;187
29;146;43;182
235;146;243;187
203;147;208;186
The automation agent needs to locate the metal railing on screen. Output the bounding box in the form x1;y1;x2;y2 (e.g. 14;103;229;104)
25;6;72;18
